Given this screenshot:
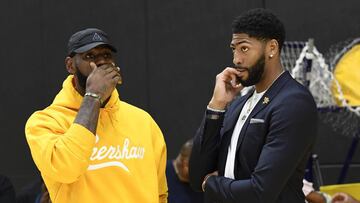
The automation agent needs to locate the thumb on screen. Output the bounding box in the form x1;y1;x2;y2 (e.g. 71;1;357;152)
89;62;97;72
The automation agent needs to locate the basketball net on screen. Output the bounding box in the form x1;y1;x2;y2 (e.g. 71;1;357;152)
281;40;360;138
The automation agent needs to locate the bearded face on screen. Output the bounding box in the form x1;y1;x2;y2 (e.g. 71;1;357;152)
237;53;265;87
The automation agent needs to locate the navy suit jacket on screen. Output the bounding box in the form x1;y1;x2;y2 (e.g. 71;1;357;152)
189;71;318;203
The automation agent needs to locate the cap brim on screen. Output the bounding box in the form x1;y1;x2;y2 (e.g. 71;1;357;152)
73;42;117;54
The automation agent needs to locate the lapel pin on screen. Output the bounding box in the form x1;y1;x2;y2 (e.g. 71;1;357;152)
263;97;270;104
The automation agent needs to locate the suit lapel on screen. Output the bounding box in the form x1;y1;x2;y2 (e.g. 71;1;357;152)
235;71;292;152
218;91;254;174
221;91;253;135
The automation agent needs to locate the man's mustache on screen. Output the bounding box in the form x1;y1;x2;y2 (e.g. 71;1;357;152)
232;66;248;71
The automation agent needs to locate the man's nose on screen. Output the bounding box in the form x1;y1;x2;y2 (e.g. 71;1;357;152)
95;55;111;66
233;52;243;66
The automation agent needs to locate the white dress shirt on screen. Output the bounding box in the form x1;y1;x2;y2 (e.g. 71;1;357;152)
224;90;266;179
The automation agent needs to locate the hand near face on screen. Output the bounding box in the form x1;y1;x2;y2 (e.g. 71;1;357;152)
208;67;244;110
332;193;360;203
85;62;122;101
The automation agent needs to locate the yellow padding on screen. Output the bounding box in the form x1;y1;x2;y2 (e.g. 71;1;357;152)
320;183;360;199
332;44;360;106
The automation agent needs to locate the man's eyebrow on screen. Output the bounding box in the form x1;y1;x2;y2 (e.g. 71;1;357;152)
230;39;251;47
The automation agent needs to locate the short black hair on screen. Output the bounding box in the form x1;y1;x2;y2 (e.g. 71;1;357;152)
232;8;285;50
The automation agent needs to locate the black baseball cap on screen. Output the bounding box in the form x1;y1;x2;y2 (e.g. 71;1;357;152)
67;28;117;56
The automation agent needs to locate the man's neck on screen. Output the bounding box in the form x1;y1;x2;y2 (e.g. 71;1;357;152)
255;63;284;92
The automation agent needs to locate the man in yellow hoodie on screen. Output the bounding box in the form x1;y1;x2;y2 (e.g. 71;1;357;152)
25;28;168;203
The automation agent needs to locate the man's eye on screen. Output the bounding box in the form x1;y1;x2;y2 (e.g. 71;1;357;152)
104;53;112;59
85;54;95;60
241;47;249;52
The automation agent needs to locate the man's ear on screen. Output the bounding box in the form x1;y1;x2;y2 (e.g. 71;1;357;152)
267;39;279;58
65;56;75;74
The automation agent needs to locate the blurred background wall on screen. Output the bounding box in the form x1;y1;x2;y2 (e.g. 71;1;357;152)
0;0;359;192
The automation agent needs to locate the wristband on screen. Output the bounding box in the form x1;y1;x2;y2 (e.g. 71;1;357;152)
206;105;226;113
84;92;103;105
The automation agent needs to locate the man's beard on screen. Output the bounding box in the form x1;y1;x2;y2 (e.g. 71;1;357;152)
238;53;265;87
75;67;88;91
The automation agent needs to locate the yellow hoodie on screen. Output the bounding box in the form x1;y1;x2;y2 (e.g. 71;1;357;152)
25;75;168;203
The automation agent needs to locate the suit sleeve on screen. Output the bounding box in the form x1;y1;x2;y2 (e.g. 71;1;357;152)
189;112;225;191
25;111;95;184
204;94;318;203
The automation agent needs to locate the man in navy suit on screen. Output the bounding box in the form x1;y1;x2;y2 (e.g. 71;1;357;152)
189;8;318;203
